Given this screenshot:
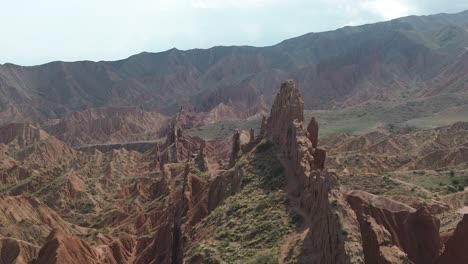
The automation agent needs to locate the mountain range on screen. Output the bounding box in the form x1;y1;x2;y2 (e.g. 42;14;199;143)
1;10;468;126
1;9;468;264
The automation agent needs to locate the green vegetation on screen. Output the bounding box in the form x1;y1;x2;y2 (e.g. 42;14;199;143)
390;170;468;194
183;92;468;142
306;92;468;137
188;147;301;263
186;119;260;141
81;202;96;214
191;168;202;175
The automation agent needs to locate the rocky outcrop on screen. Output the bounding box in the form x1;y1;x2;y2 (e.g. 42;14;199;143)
44;107;168;146
165;120;179;146
228;130;241;168
32;230;137;264
194;140;208;172
160;124;204;165
346;190;441;264
354;215;410;264
0;238;39;264
0;196;78;245
0;123;48;148
307;117;319;148
33;229;101;264
267;80;364;263
249;128;255;143
436;214;468;264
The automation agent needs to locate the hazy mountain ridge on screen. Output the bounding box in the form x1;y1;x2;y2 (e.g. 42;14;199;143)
1;10;468;123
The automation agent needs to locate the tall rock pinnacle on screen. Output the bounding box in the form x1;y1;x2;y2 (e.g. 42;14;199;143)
229;130;241;168
267;80;304;146
266;80;364;263
307;117;319;148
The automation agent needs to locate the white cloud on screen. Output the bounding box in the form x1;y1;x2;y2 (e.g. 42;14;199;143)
361;0;417;20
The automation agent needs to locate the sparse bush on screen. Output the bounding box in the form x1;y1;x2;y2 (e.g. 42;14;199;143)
191;168;201;175
289;212;303;228
81;202;95;213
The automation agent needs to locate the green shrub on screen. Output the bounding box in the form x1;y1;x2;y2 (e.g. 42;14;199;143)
289;212;303;228
191;168;202;175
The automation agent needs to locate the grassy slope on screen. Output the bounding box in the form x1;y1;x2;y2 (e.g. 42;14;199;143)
187;141;302;263
308;92;468;137
186;92;468;141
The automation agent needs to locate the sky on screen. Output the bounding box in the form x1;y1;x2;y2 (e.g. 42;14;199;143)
1;0;468;66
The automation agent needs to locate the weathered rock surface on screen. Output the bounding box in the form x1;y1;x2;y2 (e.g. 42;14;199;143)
267;80;364;263
0;196;78;245
436;214;468;264
307;116;319;148
346;190;441;264
44;107;168;147
228;130;241;168
0;238;39;264
33;229;101;264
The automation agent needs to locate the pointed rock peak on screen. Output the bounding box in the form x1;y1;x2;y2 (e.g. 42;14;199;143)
177;127;183;138
307;117;319;148
229;130;241;168
267;80;304;142
249;128;255;143
195;140;208;172
165;119;182;145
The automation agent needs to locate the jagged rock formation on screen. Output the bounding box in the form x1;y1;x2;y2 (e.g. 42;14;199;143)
0;196;79;245
266;80;364;263
44;107;168;147
165;120;179;146
33;229;101;264
0;123;47;148
194;140;208;172
0;238;39;264
346;190;441;264
2;79;468;264
249;128;255;143
322;121;468;174
307;116;319;148
228;130;241;168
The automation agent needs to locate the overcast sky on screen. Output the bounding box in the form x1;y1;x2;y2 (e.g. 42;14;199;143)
1;0;467;66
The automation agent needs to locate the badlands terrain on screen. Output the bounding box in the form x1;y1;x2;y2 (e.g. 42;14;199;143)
0;9;468;264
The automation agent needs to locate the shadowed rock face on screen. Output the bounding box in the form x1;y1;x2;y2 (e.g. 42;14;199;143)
346;190;441;264
267;80;304;149
0;238;39;264
436;214;468;264
307;117;319;148
229;130;241;168
33;229;100;264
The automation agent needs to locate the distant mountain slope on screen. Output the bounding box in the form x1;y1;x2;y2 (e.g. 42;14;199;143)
1;10;468;122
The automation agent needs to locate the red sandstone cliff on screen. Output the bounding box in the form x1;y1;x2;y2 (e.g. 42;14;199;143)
267;80;364;263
